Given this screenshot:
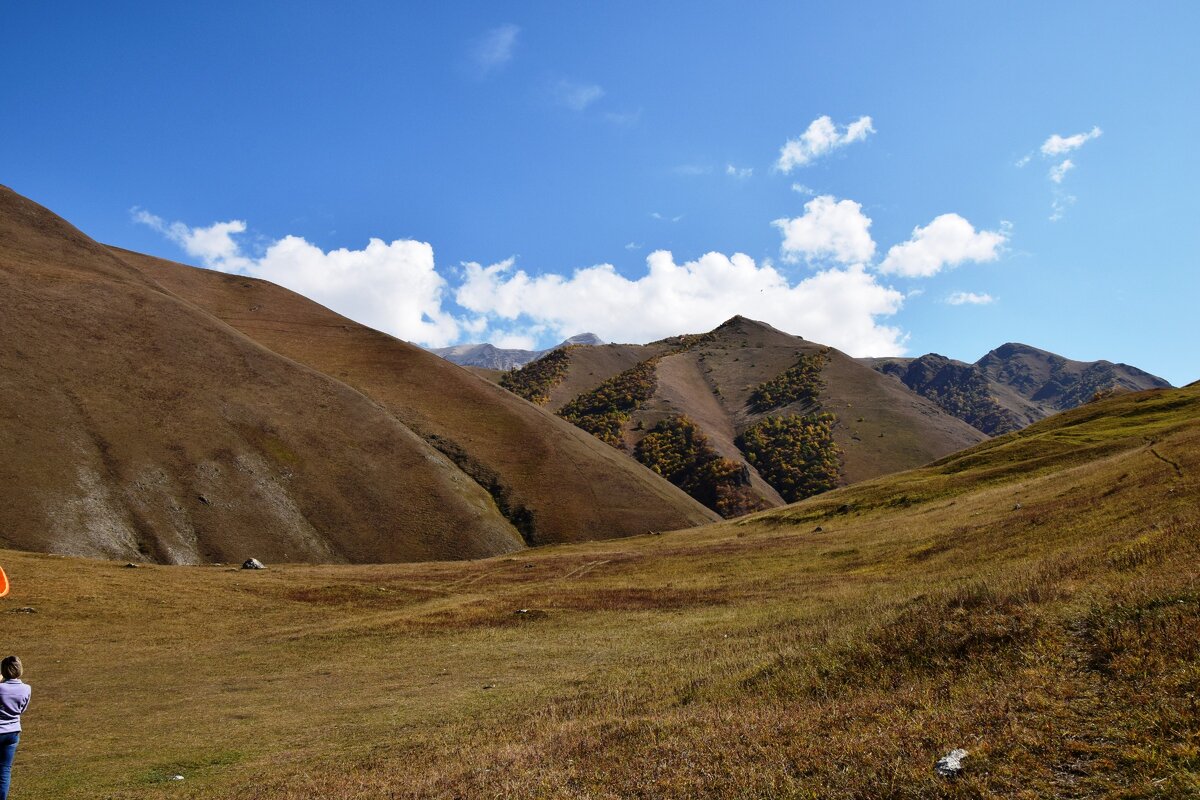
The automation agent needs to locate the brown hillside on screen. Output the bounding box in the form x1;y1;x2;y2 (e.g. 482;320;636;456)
113;248;718;546
504;315;985;514
7;386;1197;798
0;185;523;564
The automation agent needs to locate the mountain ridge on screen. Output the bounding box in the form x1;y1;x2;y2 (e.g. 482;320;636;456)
496;315;987;517
864;342;1170;434
431;332;605;370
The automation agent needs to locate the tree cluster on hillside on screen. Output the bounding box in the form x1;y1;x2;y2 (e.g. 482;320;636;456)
650;331;718;351
557;359;659;447
736;413;842;502
498;347;573;405
634;416;767;518
875;356;1022;436
554;334;723;449
1055;363;1126;410
748;350;829;413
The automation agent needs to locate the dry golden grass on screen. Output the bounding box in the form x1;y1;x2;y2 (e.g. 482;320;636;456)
2;386;1198;798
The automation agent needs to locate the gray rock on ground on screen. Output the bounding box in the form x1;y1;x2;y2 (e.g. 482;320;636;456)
935;748;968;778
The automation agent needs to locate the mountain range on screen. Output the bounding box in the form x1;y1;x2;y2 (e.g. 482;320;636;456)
0;183;1172;564
862;345;1170;434
490;319;1170;518
431;332;604;370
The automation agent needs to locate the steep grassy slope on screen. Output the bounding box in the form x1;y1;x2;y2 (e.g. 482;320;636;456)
0;185;523;564
114;248;717;545
501;316;985;515
7;385;1194;798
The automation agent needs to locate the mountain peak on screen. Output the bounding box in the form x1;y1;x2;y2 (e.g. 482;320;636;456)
712;315;793;337
981;342;1053;361
558;332;605;347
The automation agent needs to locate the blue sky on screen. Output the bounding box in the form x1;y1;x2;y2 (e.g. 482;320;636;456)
3;2;1197;384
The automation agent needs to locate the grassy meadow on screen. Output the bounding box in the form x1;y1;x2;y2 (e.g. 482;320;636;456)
2;386;1198;798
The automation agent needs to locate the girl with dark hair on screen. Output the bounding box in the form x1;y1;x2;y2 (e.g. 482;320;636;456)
0;656;29;800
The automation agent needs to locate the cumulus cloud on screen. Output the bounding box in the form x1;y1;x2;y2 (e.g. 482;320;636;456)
878;214;1007;278
132;209;254;272
455;251;906;356
133;211;461;347
472;24;519;74
1041;126;1102;156
491;331;538;350
775;115;875;173
1049;159;1075;184
946;291;994;306
773;195;875;265
555;79;604;111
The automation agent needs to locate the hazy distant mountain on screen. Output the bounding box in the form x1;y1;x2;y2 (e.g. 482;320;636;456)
863;343;1171;434
431;333;604;370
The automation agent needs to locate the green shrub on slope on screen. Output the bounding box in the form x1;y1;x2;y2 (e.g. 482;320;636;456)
499;348;572;405
558;359;659;447
737;413;842;502
748;351;829;412
635;416;767;518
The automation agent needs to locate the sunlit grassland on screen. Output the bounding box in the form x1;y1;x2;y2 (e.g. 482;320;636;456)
2;386;1198;798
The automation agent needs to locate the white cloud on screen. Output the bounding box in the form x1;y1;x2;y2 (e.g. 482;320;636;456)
1015;154;1032;168
1049;159;1075;184
775;115;875;173
790;183;816;195
773;195;875;265
603;109;641;127
878;214;1007;278
132;209;254;271
472;24;519;74
624;241;642;250
1049;193;1076;222
726;164;753;179
946;291;994;306
555;80;604;111
1041;126;1102;156
134;211;461;347
455;251;906;356
492;332;538;350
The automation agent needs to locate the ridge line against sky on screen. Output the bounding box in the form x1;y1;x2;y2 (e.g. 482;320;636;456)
132;110;1014;358
2;3;1196;384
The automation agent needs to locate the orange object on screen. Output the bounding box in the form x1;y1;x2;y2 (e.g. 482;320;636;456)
0;566;8;598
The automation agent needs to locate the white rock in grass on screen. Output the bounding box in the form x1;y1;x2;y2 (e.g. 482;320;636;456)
241;558;266;570
935;748;968;777
170;774;185;781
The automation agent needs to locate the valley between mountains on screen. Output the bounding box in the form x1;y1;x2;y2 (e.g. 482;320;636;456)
1;184;1196;798
0;184;1172;563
